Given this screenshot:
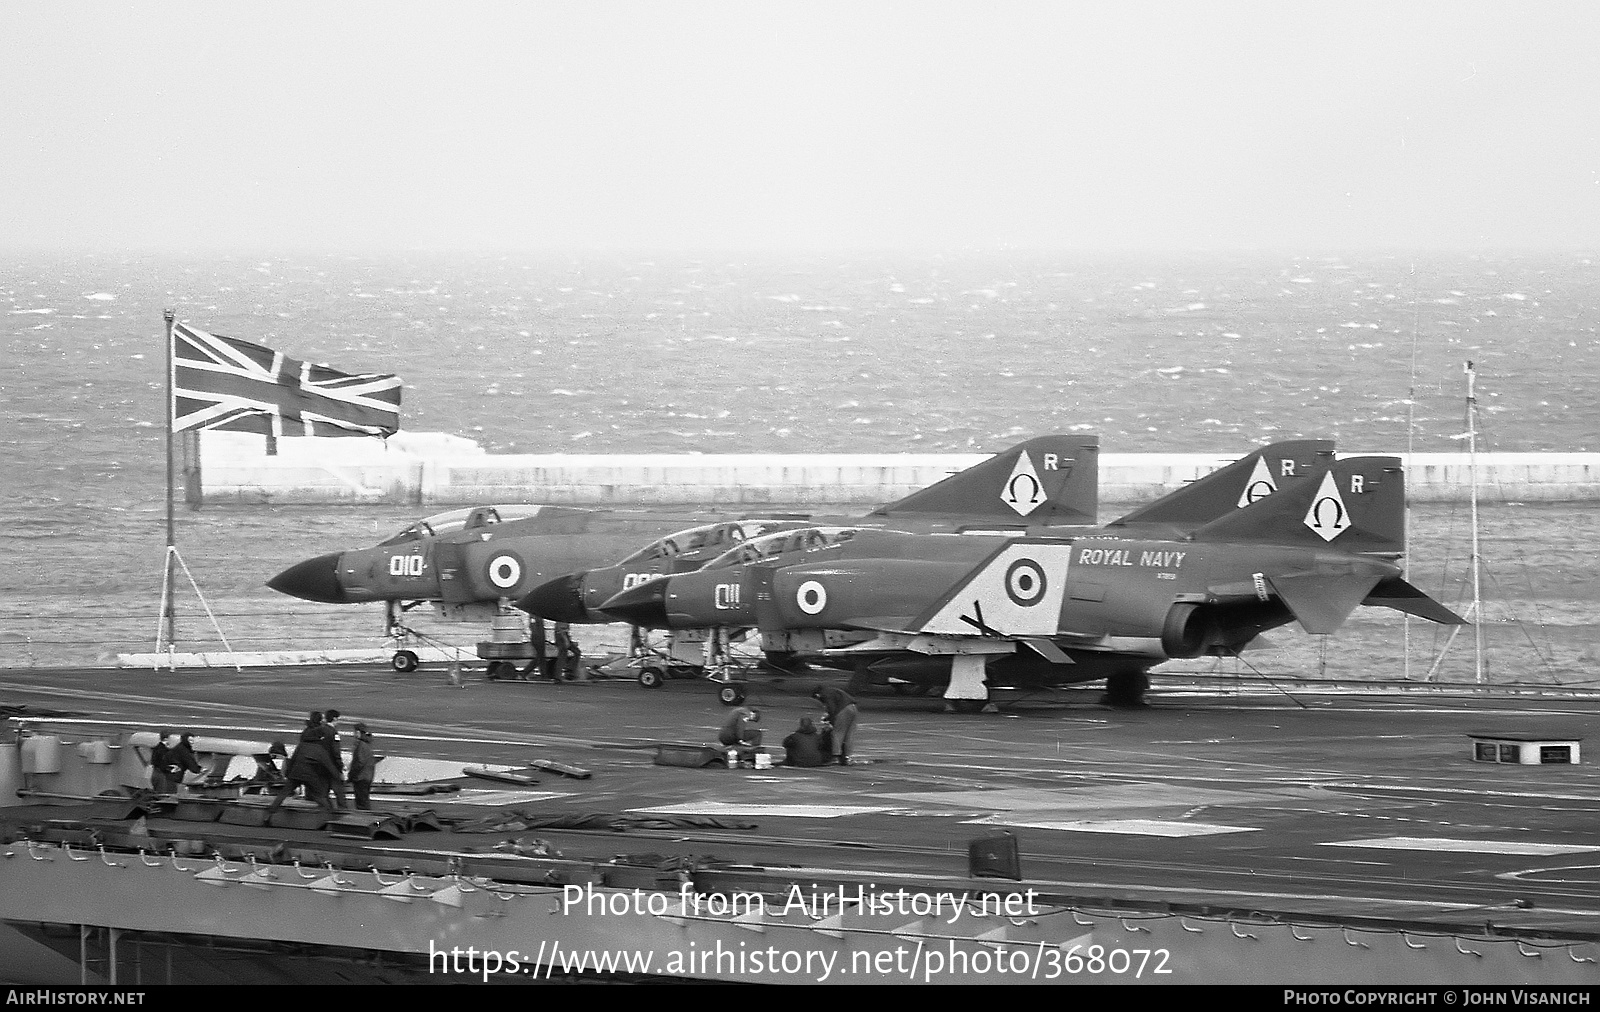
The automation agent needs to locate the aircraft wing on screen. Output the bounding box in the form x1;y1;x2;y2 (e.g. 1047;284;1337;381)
1362;576;1470;625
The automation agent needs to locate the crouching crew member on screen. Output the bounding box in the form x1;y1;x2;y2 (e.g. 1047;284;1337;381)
781;716;829;768
718;706;762;764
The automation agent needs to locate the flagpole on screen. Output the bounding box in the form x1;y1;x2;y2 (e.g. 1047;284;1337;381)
163;308;177;666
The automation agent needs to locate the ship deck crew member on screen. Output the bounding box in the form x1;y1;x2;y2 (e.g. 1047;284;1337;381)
781;716;829;768
812;685;859;766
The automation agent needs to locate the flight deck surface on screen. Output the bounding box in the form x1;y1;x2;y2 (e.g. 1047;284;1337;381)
3;664;1599;983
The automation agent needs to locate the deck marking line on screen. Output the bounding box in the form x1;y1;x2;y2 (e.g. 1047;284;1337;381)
630;802;894;819
450;789;572;806
1324;836;1600;856
963;815;1258;837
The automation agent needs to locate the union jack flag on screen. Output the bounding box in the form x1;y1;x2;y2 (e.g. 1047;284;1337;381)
171;323;401;437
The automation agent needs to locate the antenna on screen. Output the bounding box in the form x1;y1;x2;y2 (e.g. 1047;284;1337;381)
1466;360;1484;684
1403;264;1420;679
1423;360;1485;684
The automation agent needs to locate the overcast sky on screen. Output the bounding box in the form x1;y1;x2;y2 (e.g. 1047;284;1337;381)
4;1;1598;252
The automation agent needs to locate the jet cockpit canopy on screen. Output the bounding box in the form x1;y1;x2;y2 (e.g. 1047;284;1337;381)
614;519;808;566
377;505;548;546
702;526;860;570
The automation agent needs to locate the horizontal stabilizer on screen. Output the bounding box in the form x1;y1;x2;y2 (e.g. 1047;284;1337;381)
1265;571;1385;635
1362;577;1470;625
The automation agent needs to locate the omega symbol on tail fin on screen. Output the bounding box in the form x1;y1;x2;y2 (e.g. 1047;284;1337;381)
1303;471;1351;541
1002;453;1046;516
1238;457;1279;508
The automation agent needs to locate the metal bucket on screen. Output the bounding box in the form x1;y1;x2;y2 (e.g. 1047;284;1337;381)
21;734;62;774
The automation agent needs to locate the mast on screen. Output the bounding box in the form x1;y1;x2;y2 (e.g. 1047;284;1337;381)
1403;270;1420;679
163;308;177;661
1421;360;1484;684
1466;360;1484;684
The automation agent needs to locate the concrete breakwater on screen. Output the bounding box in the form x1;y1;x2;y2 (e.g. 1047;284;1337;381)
194;431;1600;507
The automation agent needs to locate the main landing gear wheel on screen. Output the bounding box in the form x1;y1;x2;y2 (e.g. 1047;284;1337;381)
947;698;987;714
1103;671;1150;709
390;650;420;673
637;666;666;689
718;684;747;706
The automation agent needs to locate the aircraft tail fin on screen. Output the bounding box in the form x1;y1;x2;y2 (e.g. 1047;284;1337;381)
870;435;1099;526
1188;455;1408;555
1107;439;1335;532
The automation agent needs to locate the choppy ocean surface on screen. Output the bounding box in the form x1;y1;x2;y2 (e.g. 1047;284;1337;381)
2;251;1597;680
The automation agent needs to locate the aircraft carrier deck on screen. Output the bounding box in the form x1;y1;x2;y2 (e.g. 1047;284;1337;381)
3;664;1599;985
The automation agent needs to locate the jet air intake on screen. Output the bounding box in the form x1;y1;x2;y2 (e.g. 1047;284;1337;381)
599;580;671;629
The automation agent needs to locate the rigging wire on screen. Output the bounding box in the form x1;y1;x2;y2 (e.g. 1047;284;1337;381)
1221;647;1309;709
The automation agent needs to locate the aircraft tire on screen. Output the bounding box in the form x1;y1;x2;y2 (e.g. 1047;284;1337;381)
948;699;987;714
637;666;666;689
1103;671;1150;709
391;650;420;673
718;684;746;706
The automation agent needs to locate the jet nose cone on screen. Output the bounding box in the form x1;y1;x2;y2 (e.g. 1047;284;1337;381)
267;552;345;603
519;573;590;622
599;580;670;628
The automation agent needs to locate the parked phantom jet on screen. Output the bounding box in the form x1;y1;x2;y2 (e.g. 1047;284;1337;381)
599;453;1465;709
524;438;1337;627
588;438;1334;700
576;438;1337;698
268;434;1100;672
